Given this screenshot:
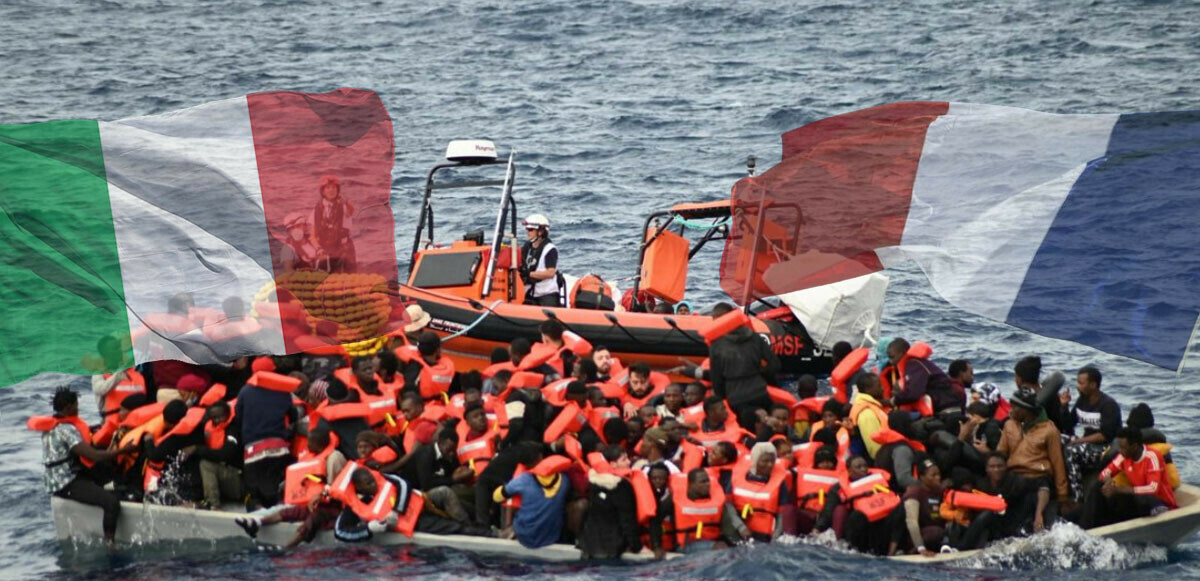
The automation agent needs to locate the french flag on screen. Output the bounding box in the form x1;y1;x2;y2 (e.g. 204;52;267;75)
721;102;1200;369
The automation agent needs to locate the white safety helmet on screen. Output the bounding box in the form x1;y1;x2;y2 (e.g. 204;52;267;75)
523;214;551;230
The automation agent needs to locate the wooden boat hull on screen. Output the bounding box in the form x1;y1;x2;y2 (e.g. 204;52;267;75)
50;497;670;562
890;483;1200;564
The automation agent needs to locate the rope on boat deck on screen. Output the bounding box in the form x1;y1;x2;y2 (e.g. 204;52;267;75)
441;300;504;343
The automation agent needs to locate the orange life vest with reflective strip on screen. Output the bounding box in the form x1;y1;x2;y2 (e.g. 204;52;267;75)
795;468;842;512
808;422;851;462
414;355;455;401
613;370;670;409
541;378;573;407
670;473;726;546
841;469;899;521
692;421;753;454
28;415;97;468
678;402;706;427
456;421;497;475
101;369;146;416
333;367;390;402
544;402;588;443
730;464;789;536
284;433;341;506
791;441;822;470
587;405;622;436
329;465;424;537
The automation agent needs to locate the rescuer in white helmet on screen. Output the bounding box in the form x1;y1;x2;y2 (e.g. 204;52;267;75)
520;214;563;306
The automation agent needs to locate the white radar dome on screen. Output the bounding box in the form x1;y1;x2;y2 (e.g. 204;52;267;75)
445;140;498;164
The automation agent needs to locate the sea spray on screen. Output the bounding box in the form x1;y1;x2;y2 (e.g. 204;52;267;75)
958;522;1169;570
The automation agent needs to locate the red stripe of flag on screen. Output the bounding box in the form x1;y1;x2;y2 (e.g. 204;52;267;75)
247;88;399;352
720;101;948;302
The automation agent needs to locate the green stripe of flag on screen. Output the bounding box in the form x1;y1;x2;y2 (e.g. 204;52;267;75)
0;120;132;386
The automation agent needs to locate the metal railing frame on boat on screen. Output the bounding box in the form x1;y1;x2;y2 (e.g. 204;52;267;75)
409;154;519;302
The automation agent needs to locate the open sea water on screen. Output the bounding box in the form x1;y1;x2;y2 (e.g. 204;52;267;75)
3;0;1200;578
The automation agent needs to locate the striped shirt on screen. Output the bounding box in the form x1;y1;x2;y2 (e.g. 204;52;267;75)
1100;446;1177;509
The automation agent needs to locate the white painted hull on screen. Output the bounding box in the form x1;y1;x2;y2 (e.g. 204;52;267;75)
50;496;670;562
52;484;1200;565
890;483;1200;564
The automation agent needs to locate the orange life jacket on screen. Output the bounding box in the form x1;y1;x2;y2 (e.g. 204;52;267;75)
121;402;167;428
198;383;228;407
730;464;789;536
456;420;498;475
505;456;574;511
879;343;934;417
284;433;341;506
791;441;822;470
92;415;119;449
28;415;97;468
246;370;302;394
795;468;842;512
808;422;851;463
329;465;424;537
701;309;751;344
100;369;147;416
333;367;390;402
944;489;1007;514
317;401;372;423
541;378;573;407
188;305;225;328
847;394;889;430
677;440;706;472
792;396;828;424
447;393;497;420
692;421;753;454
145;407;208;491
766;386;798;408
678;402;706;427
670;473;726;546
544;403;588;443
870;428;927;453
205;410;235;451
829;348;869;405
414;354;455;402
841;468;899;521
202;317;264;342
611;369;670;409
586;452;658;526
587;404;622;436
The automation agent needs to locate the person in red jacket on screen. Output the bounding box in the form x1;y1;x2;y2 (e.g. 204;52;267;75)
1080;427;1175;528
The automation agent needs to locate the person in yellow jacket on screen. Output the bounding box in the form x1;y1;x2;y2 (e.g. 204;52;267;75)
848;374;889;460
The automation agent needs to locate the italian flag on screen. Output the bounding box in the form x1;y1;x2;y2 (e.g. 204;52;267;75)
0;89;399;386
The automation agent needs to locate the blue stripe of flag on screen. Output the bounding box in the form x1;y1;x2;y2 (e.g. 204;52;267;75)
1007;111;1200;369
